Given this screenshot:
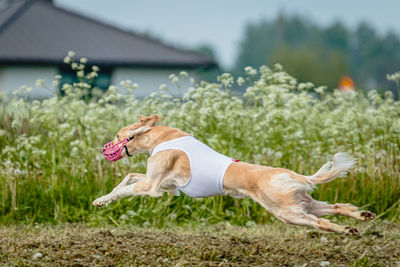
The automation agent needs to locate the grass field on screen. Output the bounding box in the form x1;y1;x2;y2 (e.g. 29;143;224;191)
1;58;400;227
1;222;399;266
1;56;400;266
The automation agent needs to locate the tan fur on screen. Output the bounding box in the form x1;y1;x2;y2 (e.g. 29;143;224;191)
93;115;375;235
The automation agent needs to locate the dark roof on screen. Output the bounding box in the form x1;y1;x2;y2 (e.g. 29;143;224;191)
0;0;216;68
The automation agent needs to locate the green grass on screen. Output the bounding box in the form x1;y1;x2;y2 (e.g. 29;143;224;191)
0;59;399;226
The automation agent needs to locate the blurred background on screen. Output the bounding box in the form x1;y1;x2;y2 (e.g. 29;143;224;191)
0;0;400;97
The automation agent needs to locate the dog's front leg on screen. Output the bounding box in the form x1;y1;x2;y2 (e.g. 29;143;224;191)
93;183;137;207
112;173;145;192
92;179;162;207
92;173;145;207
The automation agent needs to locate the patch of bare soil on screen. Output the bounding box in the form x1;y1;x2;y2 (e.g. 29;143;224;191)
0;222;399;266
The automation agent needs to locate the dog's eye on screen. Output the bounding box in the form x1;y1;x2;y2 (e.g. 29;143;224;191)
116;134;119;139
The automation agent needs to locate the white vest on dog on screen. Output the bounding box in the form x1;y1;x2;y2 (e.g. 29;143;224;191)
151;136;234;198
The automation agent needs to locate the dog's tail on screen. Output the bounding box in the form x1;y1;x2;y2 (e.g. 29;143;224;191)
304;153;356;185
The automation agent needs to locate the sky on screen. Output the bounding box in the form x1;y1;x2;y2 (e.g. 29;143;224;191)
55;0;400;69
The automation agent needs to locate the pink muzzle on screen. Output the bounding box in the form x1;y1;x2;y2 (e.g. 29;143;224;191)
102;137;133;162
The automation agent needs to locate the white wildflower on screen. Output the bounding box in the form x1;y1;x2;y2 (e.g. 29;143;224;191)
159;84;168;91
387;72;400;83
274;63;283;71
237;77;245;86
244;66;257;76
108;85;117;91
80;57;88;64
35;79;45;87
11;120;20;129
217;73;234;88
71;147;79;156
298;83;306;90
77;71;84;78
68;51;75;57
315;86;327;94
169;74;179;83
86;72;98;80
179;71;188;78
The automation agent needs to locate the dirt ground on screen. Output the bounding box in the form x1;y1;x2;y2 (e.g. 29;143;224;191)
0;221;399;266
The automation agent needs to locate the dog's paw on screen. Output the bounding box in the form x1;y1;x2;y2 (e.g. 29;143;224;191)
360;210;375;221
345;226;360;236
92;196;112;207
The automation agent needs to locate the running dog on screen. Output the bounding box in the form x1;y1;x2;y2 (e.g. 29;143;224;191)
93;114;375;234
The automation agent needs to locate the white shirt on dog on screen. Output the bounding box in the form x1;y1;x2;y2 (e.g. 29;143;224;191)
151;136;234;198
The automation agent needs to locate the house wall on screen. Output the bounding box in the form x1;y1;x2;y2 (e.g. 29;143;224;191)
0;66;58;98
0;66;58;99
0;66;197;99
112;68;196;98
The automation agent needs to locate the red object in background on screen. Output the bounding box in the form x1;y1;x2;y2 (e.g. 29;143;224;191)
338;75;356;92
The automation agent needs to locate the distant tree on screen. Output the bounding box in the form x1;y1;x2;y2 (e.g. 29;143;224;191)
193;44;222;83
233;15;400;93
350;23;400;92
234;21;277;74
322;21;349;51
234;15;318;76
350;22;378;87
195;45;216;60
270;45;349;89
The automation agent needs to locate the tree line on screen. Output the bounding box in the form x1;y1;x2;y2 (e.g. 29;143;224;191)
198;14;400;93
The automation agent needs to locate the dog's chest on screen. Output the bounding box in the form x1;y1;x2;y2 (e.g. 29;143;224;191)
152;136;234;198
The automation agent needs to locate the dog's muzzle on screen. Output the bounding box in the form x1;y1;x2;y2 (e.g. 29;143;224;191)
102;136;133;162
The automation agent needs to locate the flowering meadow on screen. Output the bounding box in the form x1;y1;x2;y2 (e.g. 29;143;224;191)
1;54;399;226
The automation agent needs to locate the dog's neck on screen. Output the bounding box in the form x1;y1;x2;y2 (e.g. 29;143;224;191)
142;126;190;154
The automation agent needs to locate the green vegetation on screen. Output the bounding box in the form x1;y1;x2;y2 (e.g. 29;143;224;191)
234;15;400;93
0;55;400;226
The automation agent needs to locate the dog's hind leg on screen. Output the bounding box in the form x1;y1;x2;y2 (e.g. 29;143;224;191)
273;207;360;235
246;188;359;235
307;199;375;222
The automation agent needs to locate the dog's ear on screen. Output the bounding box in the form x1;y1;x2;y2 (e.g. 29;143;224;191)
138;114;160;126
128;115;160;137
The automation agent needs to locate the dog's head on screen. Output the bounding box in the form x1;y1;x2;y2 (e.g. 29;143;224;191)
102;115;160;162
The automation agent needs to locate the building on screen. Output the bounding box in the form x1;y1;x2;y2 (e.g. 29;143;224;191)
0;0;216;98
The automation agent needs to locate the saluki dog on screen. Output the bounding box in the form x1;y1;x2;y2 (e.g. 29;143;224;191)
93;115;375;234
